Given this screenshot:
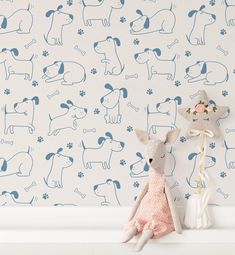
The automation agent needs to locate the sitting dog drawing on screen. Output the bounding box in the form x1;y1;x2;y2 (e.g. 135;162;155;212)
130;5;176;35
185;61;229;85
82;132;125;169
44;148;74;189
42;61;86;85
0;4;33;34
44;5;73;46
225;0;235;26
134;48;176;80
94;179;121;206
0;147;33;177
100;83;128;124
48;100;87;136
94;36;124;75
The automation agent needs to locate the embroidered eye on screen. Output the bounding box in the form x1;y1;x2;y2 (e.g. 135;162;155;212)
203;118;209;121
193;118;198;122
161;154;165;158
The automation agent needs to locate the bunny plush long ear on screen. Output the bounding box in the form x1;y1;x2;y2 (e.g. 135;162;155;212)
164;129;180;144
135;129;150;144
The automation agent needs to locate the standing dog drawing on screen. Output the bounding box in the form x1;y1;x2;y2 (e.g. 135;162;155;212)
134;48;176;80
0;48;33;80
94;36;124;75
0;4;33;34
186;5;216;46
225;0;235;26
82;0;124;26
42;61;86;85
48;100;87;136
82;132;125;169
147;96;182;134
0;147;33;177
100;83;128;124
224;140;235;169
44;148;74;189
0;191;34;206
94;179;121;206
130;5;176;35
185;61;229;85
186;152;216;188
44;5;73;46
4;96;39;135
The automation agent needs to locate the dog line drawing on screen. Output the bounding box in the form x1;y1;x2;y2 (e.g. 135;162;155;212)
147;96;182;134
94;36;124;75
82;0;124;27
0;4;33;34
185;61;229;85
0;191;34;206
134;48;176;80
129;152;150;178
44;5;73;46
94;179;121;206
0;48;34;80
186;5;216;46
100;83;128;124
82;132;125;169
4;96;39;135
44;148;74;189
130;5;176;35
0;147;33;177
224;140;235;169
42;61;86;85
225;0;235;26
48;100;87;136
186;152;216;188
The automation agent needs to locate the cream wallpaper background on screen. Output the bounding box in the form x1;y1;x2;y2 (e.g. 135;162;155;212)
0;0;234;206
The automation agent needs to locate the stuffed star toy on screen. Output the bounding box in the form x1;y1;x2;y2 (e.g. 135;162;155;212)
178;90;229;229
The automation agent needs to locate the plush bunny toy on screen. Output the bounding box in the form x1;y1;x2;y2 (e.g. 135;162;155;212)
122;129;182;252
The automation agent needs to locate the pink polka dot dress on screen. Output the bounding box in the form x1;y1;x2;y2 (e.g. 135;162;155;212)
126;170;175;238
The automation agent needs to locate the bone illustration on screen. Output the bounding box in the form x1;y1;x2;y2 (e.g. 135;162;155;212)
127;102;140;112
0;138;14;145
47;90;60;100
167;39;179;49
216;45;229;56
125;73;138;80
24;181;37;192
74;187;86;199
170;181;179;190
225;128;235;134
24;39;37;49
216;188;229;199
83;128;96;134
74;45;86;56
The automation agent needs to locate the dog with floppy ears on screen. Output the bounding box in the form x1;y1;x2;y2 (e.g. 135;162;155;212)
122;129;182;252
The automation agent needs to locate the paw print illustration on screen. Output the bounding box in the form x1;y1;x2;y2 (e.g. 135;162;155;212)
220;171;227;178
77;172;84;178
120;16;126;23
32;80;38;87
174;80;181;87
120;159;126;166
127;126;133;132
185;193;191;200
91;68;97;75
4;88;10;95
42;193;49;200
67;143;73;149
133;181;140;188
77;29;84;35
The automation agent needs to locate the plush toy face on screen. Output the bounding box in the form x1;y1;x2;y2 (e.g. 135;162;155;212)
135;129;180;173
178;90;229;137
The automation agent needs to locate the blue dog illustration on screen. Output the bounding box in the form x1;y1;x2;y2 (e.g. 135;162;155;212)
185;61;229;85
82;132;125;169
42;61;86;85
0;48;34;80
82;0;124;26
94;179;121;206
129;152;149;178
0;4;33;34
186;5;216;46
186;152;216;189
94;36;124;75
44;5;73;46
0;191;34;206
44;148;74;189
225;0;235;26
4;96;39;135
147;96;181;134
48;100;87;136
134;48;176;80
0;147;33;177
100;83;128;124
224;140;235;169
130;5;176;35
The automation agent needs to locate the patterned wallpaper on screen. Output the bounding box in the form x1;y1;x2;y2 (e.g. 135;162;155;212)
0;0;234;206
